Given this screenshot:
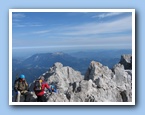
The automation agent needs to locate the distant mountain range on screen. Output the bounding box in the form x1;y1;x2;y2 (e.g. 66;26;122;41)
12;49;132;84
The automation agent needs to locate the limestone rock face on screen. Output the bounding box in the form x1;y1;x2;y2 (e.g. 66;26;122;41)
45;56;132;102
14;54;132;102
112;63;132;102
119;54;132;69
82;61;126;102
82;59;132;102
43;62;83;94
47;93;69;102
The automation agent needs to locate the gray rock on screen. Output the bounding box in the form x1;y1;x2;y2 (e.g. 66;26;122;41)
119;54;132;69
27;54;132;102
112;63;132;102
12;92;37;102
47;93;69;102
81;58;132;102
85;61;113;81
44;62;83;93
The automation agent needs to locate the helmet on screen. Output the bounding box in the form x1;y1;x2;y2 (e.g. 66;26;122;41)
51;85;55;90
19;74;25;79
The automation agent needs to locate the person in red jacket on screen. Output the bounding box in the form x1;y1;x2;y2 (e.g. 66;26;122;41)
34;76;51;102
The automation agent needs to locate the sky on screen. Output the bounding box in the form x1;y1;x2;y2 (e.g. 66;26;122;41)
12;11;132;57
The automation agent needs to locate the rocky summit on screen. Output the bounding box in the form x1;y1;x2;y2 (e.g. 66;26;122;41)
13;54;132;102
119;54;132;69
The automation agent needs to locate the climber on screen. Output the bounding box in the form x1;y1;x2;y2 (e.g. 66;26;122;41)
49;84;57;93
34;76;52;102
14;74;31;102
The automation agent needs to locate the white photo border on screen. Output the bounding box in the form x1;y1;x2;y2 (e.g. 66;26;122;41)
9;9;135;105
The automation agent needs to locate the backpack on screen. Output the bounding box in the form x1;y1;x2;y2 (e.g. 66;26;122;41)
34;79;42;91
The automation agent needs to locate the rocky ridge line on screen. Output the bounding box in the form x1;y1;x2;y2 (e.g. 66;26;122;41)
13;54;132;102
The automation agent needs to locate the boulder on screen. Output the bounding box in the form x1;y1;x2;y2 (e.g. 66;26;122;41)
43;62;83;94
119;54;132;69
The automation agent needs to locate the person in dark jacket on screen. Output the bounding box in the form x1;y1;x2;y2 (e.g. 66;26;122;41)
34;76;51;102
14;74;31;102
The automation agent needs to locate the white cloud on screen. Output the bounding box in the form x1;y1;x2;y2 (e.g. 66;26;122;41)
13;23;26;27
13;33;131;48
13;23;43;28
30;24;43;27
13;13;26;18
31;30;50;34
12;13;132;50
60;15;132;36
17;15;131;36
92;12;124;18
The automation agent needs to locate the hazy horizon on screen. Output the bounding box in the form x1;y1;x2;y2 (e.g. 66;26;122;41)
12;48;132;59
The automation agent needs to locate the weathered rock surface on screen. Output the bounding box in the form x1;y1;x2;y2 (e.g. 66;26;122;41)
43;62;83;94
13;54;132;102
112;63;132;102
72;59;132;102
45;55;132;102
47;93;69;102
119;54;132;69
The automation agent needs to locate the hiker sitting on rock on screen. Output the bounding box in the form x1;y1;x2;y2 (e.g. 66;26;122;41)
34;76;52;102
14;74;31;102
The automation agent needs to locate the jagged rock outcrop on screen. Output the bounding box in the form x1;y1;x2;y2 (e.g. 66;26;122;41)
43;62;83;93
74;60;131;102
112;63;132;102
119;54;132;69
45;55;132;102
83;56;132;102
13;54;132;102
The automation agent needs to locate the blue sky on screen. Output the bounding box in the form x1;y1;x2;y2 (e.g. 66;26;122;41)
12;11;132;55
